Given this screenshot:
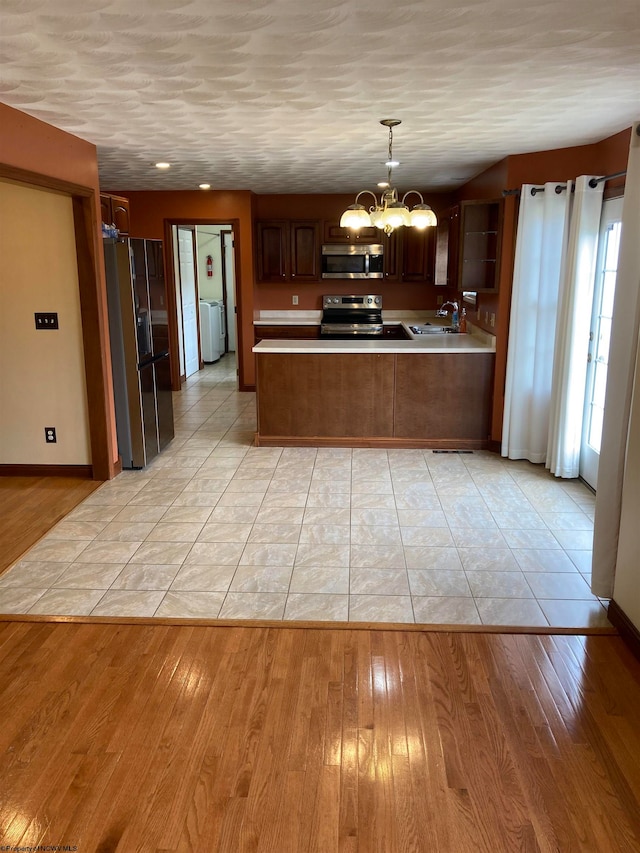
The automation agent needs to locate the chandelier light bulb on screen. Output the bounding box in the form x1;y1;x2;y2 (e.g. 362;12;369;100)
339;204;372;230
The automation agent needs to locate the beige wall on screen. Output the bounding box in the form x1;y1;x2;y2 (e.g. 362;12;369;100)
0;180;91;465
613;327;640;630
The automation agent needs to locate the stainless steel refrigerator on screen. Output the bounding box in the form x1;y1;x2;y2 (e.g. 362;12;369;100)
103;237;174;469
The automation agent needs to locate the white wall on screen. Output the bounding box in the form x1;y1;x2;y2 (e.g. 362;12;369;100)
0;180;91;465
195;224;237;352
196;226;224;301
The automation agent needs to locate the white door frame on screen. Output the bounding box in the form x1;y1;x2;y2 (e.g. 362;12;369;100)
580;195;624;489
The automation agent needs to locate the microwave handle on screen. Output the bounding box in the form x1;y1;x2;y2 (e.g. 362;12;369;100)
364;253;370;276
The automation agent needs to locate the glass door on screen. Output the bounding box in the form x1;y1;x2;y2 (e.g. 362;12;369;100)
580;196;623;489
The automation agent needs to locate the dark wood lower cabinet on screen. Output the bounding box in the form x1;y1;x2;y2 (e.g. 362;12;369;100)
257;353;394;439
394;353;494;441
255;351;495;448
254;325;320;344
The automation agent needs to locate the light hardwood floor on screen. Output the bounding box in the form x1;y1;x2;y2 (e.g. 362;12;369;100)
1;621;639;851
0;475;100;573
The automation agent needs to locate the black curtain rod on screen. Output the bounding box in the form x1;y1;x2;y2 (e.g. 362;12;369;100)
588;170;627;188
503;168;628;197
529;184;569;196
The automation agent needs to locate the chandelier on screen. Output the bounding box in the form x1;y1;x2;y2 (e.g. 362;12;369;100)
340;119;437;235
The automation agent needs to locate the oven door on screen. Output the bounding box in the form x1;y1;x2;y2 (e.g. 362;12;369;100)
320;323;384;338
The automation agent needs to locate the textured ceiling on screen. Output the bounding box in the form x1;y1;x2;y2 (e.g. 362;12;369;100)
1;0;639;193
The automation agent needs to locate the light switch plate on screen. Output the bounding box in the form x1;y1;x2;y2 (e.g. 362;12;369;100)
35;313;59;329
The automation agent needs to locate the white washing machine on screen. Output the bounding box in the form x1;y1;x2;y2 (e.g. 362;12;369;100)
199;299;221;363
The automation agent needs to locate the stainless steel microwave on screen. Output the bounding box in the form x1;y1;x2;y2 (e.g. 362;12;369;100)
321;243;384;279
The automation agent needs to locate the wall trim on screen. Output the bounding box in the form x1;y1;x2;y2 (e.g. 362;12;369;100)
254;434;490;449
0;163;93;198
607;600;640;660
0;164;117;481
0;464;94;478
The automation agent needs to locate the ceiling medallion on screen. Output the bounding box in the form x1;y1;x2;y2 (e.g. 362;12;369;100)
340;119;437;235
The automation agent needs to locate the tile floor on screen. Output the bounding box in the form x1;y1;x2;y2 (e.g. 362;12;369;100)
0;356;610;628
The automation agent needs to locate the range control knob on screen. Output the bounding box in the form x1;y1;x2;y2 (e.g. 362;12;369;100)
375;297;381;304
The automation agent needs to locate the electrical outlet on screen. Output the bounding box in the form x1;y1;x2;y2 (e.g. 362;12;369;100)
490;313;496;327
292;295;299;305
45;427;57;443
436;295;444;305
35;313;59;330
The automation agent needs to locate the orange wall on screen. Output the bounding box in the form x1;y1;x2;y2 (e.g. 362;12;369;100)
0;102;118;468
506;128;631;188
0;103;102;190
123;189;256;388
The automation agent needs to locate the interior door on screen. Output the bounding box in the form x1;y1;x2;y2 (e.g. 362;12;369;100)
176;226;200;378
222;229;237;352
580;196;624;489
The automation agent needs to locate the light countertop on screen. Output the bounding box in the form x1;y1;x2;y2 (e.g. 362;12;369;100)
253;310;495;354
253;333;495;355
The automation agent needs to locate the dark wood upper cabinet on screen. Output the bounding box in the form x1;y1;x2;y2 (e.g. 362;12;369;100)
290;220;321;281
383;231;400;281
323;220;380;243
111;196;130;236
445;204;460;288
256;220;289;282
256;219;321;282
100;193;130;236
401;226;436;282
458;199;504;292
100;193;112;226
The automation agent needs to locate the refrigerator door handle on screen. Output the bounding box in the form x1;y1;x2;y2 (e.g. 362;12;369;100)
138;350;170;370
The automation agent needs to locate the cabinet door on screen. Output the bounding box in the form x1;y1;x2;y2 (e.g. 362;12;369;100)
401;226;436;282
290;220;320;281
446;205;460;288
257;220;288;282
100;194;112;225
254;325;320;343
458;199;503;292
323;220;380;243
383;231;400;282
111;195;130;236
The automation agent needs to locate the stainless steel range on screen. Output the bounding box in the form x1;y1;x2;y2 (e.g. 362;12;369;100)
320;294;383;338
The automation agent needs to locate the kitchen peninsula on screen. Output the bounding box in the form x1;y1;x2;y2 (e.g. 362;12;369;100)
253;315;496;448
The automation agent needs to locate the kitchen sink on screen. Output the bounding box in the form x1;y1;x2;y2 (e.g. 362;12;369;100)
409;325;458;335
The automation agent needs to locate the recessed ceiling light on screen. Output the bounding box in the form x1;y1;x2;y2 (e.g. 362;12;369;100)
155;162;171;169
377;181;390;188
385;159;400;168
199;183;211;190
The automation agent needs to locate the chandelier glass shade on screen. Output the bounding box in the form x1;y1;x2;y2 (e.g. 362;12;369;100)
340;120;437;235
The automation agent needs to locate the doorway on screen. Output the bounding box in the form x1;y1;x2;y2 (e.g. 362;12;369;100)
580;196;624;489
167;221;238;388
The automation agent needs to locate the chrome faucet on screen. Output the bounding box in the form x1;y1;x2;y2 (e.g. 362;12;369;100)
435;300;458;318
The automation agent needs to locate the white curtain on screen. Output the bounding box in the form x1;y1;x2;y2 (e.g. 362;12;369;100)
502;183;572;462
546;176;604;477
592;122;640;598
